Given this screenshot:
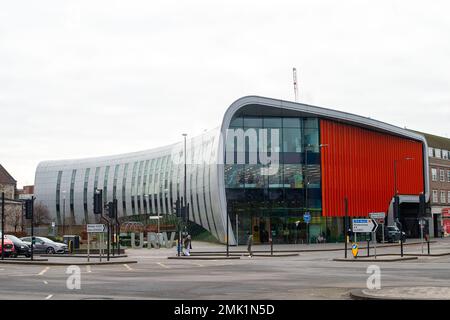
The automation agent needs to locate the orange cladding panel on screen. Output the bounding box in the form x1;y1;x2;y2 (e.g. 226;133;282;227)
320;119;424;217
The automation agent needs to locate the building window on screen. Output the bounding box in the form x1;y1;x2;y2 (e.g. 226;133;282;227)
122;163;129;215
431;168;437;181
103;166;110;203
428;147;434;157
435;149;442;158
113;164;119;201
83;168;90;223
441;191;446;203
448;191;450;204
55;170;63;224
432;190;438;203
447;170;450;183
70;169;77;220
443;150;449;160
440;169;445;182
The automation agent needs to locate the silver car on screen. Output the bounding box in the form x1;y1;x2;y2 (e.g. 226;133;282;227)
20;236;68;254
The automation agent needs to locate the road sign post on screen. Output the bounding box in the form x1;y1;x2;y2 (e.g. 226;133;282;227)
304;212;311;245
369;213;385;259
87;224;106;262
419;219;425;254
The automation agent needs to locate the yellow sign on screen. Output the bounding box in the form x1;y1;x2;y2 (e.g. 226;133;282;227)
351;243;359;258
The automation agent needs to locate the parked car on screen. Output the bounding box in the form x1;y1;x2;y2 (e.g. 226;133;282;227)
0;236;16;257
377;225;406;243
5;234;31;257
20;236;68;254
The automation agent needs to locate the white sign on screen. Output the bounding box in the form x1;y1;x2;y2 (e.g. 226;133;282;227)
352;219;378;233
369;212;385;219
87;224;106;233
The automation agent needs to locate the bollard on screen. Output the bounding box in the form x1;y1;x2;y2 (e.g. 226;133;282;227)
69;240;73;254
270;238;273;256
427;240;430;255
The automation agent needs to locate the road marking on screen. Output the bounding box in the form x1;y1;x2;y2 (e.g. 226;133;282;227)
86;266;92;273
189;262;203;267
38;267;50;276
157;262;170;269
45;294;53;300
123;264;133;271
43;281;48;284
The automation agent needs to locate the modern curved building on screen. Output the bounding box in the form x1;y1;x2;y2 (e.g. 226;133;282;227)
34;96;429;244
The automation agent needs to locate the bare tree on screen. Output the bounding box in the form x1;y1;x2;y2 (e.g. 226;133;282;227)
34;202;51;226
4;203;22;233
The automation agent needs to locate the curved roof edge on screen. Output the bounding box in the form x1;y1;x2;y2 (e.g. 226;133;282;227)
218;95;430;201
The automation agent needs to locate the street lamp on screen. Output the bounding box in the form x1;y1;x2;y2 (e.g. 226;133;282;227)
182;133;187;223
393;157;414;257
304;143;328;244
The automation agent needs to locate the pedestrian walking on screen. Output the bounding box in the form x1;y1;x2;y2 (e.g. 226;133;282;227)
247;232;253;257
184;234;192;256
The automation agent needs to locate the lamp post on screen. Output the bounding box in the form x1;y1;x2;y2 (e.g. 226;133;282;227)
182;133;187;223
393;157;413;257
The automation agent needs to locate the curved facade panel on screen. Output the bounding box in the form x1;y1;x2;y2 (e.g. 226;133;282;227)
320;119;425;217
34;128;229;242
34;96;429;244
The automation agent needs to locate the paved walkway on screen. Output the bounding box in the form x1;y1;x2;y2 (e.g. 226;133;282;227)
188;237;450;253
351;287;450;300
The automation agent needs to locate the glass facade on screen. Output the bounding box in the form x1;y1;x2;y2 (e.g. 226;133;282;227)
225;115;331;245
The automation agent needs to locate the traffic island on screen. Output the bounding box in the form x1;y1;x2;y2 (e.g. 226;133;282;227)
168;256;240;260
333;256;418;262
0;258;48;262
350;287;450;300
190;253;299;258
39;254;128;259
0;259;138;266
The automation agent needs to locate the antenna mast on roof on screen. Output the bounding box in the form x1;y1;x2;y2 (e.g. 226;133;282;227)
293;67;298;102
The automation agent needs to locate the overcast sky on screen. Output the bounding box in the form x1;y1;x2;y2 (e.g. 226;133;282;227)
1;0;449;188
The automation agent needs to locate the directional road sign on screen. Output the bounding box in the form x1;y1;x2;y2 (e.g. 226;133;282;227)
352;219;378;233
369;212;385;219
87;224;106;233
303;212;311;224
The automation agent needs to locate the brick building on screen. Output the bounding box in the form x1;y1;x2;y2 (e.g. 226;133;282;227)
410;131;450;237
0;164;24;233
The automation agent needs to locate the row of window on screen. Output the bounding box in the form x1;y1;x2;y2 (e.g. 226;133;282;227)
431;168;450;183
53;137;219;236
432;190;450;204
428;147;450;160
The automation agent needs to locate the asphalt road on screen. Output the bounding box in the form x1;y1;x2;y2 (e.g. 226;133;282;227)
1;239;450;300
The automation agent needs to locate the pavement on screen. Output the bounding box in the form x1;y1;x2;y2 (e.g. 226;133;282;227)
0;237;449;300
350;287;450;300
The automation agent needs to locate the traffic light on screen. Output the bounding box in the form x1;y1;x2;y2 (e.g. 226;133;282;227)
107;200;117;219
419;193;425;217
181;203;190;222
394;195;400;220
108;201;114;218
94;190;103;214
173;198;181;216
25;199;33;219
